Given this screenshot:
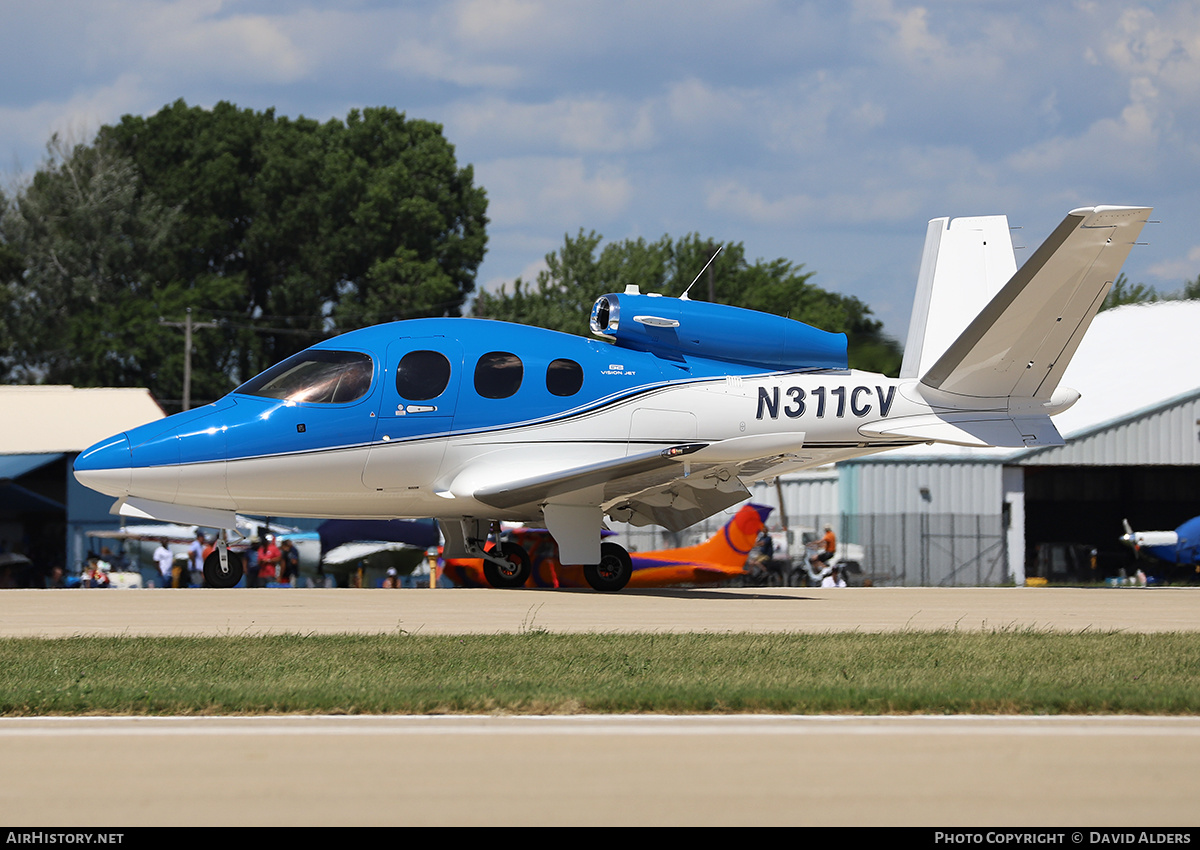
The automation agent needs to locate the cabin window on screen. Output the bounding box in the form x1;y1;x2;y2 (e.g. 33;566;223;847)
546;358;584;397
396;350;452;400
474;352;523;399
237;350;374;405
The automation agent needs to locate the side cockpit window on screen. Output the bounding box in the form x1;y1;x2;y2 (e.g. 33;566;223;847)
396;350;452;400
237;350;373;405
546;358;584;397
474;352;523;399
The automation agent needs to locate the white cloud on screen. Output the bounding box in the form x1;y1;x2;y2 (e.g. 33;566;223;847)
3;0;1200;333
706;179;924;227
446;95;657;155
389;39;524;87
1104;6;1200;99
453;0;544;44
0;73;151;178
479;156;633;226
84;1;311;85
1146;245;1200;285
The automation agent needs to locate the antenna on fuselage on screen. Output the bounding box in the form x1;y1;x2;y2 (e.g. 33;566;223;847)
680;245;723;301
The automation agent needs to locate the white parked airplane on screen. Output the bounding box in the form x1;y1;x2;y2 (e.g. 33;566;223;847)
73;205;1152;591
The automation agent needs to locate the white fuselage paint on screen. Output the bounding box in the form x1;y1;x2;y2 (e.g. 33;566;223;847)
81;373;1017;524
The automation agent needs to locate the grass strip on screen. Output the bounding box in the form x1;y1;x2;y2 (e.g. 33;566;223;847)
0;630;1197;716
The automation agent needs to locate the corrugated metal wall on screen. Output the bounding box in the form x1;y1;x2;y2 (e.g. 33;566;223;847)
1018;392;1200;467
842;460;1004;515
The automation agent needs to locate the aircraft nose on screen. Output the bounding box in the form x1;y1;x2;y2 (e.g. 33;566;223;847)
73;433;133;497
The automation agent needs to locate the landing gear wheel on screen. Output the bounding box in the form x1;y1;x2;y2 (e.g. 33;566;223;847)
203;550;244;588
483;541;531;588
584;542;632;592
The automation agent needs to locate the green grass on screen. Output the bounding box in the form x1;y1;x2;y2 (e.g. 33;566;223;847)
1;630;1198;716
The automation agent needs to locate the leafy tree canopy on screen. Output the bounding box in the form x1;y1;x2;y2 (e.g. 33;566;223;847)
1101;272;1159;311
472;230;903;374
0;101;487;409
1100;272;1200;312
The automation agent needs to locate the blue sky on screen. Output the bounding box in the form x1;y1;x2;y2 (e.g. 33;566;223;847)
2;0;1197;338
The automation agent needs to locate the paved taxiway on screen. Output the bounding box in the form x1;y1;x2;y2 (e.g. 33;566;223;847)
2;586;1198;827
2;584;1198;637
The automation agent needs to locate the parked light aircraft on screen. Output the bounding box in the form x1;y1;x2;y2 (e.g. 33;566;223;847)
85;518;297;577
85;517;436;585
441;502;772;588
73;205;1152;591
1121;517;1200;574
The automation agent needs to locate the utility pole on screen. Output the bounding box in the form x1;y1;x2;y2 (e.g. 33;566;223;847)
160;308;219;411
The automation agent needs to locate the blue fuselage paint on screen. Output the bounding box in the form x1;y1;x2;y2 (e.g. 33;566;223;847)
78;317;845;472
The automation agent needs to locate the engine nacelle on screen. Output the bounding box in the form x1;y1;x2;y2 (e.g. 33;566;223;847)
589;287;847;371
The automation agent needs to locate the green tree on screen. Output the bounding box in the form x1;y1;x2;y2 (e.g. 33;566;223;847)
1100;272;1158;312
0;133;184;390
473;230;902;374
2;101;488;408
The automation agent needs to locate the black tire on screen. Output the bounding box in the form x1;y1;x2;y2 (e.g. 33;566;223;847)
483;541;531;588
583;542;632;592
203;550;244;588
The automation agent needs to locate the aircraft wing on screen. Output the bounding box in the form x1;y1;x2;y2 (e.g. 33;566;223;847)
466;433;817;532
470;443;708;511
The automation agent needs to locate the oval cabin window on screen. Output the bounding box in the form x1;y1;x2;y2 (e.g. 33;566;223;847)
474;352;524;399
546;358;584;397
396;350;452;400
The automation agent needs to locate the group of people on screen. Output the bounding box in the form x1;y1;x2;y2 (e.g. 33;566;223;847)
245;533;301;587
747;523;848;587
151;531;300;587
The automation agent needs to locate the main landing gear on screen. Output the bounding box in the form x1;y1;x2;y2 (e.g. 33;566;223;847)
482;541;532;589
482;540;632;591
583;542;633;592
442;518;634;592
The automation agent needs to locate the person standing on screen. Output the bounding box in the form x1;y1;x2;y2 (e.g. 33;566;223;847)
152;538;173;588
255;534;281;586
278;539;300;587
188;531;206;587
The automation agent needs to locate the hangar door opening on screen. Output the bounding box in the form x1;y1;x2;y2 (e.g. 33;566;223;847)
1022;465;1198;582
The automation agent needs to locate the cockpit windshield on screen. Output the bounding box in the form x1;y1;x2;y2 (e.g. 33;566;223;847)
236;350;374;405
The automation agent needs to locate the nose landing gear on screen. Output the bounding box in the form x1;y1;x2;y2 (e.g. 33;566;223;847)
202;531;244;588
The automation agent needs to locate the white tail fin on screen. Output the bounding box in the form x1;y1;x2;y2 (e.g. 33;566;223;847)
921;205;1152;402
900;214;1017;380
868;205;1152;449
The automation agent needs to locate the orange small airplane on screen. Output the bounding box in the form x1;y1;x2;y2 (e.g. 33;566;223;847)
440;503;772;588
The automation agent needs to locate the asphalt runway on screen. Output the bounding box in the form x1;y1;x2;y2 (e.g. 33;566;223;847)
2;586;1198;828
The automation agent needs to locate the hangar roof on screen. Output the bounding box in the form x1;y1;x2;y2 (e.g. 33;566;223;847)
0;386;164;455
856;299;1200;464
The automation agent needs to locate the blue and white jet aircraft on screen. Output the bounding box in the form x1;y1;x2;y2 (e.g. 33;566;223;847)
74;205;1152;591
